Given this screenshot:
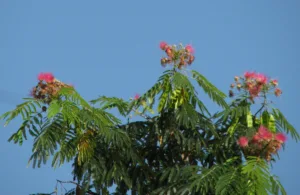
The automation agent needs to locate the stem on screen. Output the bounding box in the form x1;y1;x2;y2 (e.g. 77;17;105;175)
254;92;268;117
254;104;265;117
56;180;98;195
131;107;153;121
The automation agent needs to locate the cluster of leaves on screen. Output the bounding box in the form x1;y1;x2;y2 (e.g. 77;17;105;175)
1;43;298;195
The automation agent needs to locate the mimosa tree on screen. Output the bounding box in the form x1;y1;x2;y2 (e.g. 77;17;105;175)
1;42;298;195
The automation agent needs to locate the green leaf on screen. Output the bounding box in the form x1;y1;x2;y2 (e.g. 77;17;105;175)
192;70;228;109
272;108;300;141
47;100;61;118
270;175;287;195
0;99;41;127
90;96;129;116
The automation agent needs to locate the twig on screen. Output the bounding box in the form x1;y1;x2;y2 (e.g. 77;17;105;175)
56;180;98;195
254;104;265;117
131;107;153;121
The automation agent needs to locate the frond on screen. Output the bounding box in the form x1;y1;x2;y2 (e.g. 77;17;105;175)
90;96;129;116
129;73;168;113
189;165;223;194
7;112;43;145
28;114;66;168
270;175;287;195
215;168;246;195
272;108;300;141
172;72;196;92
0;98;42;126
58;87;91;110
242;156;276;195
52;133;77;168
175;103;199;129
216;104;250;122
191;70;228;109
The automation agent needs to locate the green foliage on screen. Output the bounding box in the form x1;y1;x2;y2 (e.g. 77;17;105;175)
272;108;300;141
90;96;129;116
0;98;42;126
1;67;297;195
242;157;286;195
191;70;228;109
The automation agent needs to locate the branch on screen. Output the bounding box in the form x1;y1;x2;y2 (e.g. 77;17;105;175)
131;107;153;122
254;104;265;117
56;180;98;195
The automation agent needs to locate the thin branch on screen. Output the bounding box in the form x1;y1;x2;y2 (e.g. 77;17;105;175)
131;107;153;121
254;104;264;117
56;180;98;195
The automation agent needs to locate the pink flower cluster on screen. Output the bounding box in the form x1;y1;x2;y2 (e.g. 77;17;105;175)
253;126;286;143
134;94;140;100
160;41;195;69
38;72;55;83
229;71;283;101
237;125;287;161
31;72;73;104
244;72;268;98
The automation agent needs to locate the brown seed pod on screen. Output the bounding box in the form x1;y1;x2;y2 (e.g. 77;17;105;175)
42;106;47;112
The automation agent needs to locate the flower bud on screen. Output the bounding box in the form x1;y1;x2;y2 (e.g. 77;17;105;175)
270;79;278;86
274;88;282;97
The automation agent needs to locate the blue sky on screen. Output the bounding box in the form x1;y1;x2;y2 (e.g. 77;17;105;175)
0;0;299;194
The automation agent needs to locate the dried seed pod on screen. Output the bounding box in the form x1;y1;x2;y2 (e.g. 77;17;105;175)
42;106;47;112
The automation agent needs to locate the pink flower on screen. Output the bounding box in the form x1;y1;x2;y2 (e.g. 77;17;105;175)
38;72;55;83
244;71;255;79
255;73;268;84
134;94;140;100
249;85;262;97
44;72;55;83
160;41;168;50
237;136;248;147
38;73;44;81
275;133;287;143
258;125;273;140
252;134;262;143
185;45;194;53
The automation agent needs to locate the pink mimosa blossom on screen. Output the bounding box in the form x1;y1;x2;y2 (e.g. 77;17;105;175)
237;136;249;147
249;85;262;97
275;133;287;143
38;73;44;81
258;125;273;140
252;134;262;143
244;71;255;79
185;45;194;53
38;72;55;83
160;41;168;50
134;94;140;100
255;73;268;84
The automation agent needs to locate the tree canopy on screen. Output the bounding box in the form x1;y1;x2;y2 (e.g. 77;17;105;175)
1;42;298;195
